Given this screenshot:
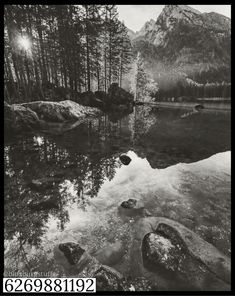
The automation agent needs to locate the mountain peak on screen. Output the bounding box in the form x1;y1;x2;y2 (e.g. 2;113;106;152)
131;4;230;84
163;5;201;16
135;18;156;38
130;4;230;45
142;18;156;28
159;5;202;24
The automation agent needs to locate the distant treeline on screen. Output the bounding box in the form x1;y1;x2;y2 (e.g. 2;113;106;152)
4;5;133;103
155;81;231;101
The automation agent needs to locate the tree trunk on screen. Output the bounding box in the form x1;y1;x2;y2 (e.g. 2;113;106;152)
104;48;107;92
109;25;112;88
119;51;123;88
86;32;91;91
36;12;48;84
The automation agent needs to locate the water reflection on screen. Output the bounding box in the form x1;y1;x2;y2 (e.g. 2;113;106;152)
4;106;231;276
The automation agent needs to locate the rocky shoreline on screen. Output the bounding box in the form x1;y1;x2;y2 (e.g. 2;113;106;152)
4;83;134;133
54;199;231;291
4;100;101;132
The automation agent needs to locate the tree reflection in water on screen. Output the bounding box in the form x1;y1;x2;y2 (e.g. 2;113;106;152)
4;106;230;275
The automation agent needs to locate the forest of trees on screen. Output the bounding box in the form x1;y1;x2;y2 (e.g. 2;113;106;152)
133;38;231;101
129;52;231;103
156;79;231;101
4;5;231;105
4;5;133;103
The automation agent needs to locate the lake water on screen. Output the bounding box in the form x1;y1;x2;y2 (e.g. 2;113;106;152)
4;106;231;287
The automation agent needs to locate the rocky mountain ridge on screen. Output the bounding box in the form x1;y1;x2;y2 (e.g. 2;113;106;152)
128;5;231;84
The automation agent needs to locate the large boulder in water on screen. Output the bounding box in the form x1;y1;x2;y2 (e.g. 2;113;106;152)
4;101;40;131
21;100;101;122
131;217;231;291
108;83;134;105
5;100;101;132
142;232;187;273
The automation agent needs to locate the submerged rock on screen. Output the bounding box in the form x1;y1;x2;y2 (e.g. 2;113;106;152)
92;241;126;266
119;154;132;165
121;199;137;209
54;242;124;291
118;199;152;220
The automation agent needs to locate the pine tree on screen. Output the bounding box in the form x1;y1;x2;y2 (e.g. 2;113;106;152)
4;5;133;103
131;52;158;102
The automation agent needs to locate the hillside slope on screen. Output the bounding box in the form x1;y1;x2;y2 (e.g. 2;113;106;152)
131;5;231;85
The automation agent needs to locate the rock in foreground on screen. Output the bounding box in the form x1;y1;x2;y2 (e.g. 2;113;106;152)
142;232;184;273
131;217;231;291
54;242;124;291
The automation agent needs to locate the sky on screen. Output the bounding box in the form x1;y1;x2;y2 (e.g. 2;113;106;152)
117;5;231;32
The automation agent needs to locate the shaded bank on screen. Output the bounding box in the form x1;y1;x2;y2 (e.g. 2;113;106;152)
4;84;135;134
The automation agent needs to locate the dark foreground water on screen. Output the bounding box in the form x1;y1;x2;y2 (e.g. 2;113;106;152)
4;106;231;286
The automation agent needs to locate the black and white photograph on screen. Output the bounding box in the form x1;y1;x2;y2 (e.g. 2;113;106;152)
4;4;231;292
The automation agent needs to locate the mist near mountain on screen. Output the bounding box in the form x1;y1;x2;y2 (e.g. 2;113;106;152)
127;5;231;92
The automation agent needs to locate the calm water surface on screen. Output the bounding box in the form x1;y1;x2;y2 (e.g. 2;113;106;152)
4;106;231;280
